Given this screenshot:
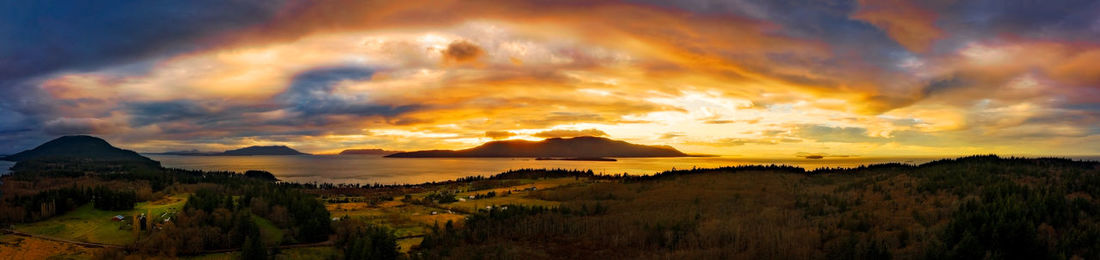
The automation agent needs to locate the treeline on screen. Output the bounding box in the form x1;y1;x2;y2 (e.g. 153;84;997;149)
421;191;460;204
240;184;332;242
135;184;332;256
0;185;136;222
414;205;610;259
8;158;281;191
334;218;399;260
910;155;1100;259
7;159;160;179
612;155;1095;182
136;189;262;255
484;168;596;180
292;169;595;195
0;161;282;225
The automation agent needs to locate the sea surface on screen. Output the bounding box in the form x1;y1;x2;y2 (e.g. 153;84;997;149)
3;155;1098;185
145;155;952;185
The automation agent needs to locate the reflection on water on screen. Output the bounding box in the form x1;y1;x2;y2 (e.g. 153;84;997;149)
3;155;1096;185
148;155;950;185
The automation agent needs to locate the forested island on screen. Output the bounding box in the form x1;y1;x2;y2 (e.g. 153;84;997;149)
387;136;688;158
2;136;1100;259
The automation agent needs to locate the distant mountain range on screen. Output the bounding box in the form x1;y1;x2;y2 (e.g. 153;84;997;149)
7;136;685;160
152;145;308;156
2;135;160;167
339;149;401;155
386;136;688;158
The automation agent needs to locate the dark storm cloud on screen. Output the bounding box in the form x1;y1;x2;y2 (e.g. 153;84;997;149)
280;66;420;117
117;66;420;139
637;0;1100;42
127;100;215;127
634;0;908;67
0;0;294;152
936;0;1100;41
922;76;968;97
0;81;60;153
0;0;293;85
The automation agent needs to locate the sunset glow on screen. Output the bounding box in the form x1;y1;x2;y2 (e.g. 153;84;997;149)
2;0;1098;157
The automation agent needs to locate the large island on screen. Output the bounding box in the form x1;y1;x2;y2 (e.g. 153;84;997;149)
386;136;688;158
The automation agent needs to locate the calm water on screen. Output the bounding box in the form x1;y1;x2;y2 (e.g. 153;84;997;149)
3;155;1098;185
146;155;949;185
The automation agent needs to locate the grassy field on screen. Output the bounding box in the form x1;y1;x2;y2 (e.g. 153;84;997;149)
0;234;101;260
14;193;189;245
252;215;284;246
442;177;580;212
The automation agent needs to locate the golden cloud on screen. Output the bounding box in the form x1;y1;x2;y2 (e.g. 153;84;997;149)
532;128;608;138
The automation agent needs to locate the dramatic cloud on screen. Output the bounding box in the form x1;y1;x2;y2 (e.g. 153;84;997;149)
0;0;291;84
485;131;517;139
43;118;118;135
850;0;942;52
0;0;1096;156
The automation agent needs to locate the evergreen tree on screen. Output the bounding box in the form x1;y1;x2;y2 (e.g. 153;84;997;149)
242;236;267;260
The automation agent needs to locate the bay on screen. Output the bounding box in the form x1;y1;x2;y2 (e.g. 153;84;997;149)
148;155;946;185
4;155;1098;185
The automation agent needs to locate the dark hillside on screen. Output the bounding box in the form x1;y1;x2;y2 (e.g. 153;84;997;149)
412;155;1100;260
3;135;158;166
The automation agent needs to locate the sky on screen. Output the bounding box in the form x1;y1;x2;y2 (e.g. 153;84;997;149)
1;0;1098;157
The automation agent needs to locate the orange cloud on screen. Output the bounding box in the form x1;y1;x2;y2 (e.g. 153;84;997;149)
532;128;608;138
1051;49;1100;87
485;130;516;139
442;40;485;64
17;0;1100;156
851;0;943;52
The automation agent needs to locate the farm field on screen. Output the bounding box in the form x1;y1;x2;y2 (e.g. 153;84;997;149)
321;177;586;252
0;234;101;260
13;193;189;245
